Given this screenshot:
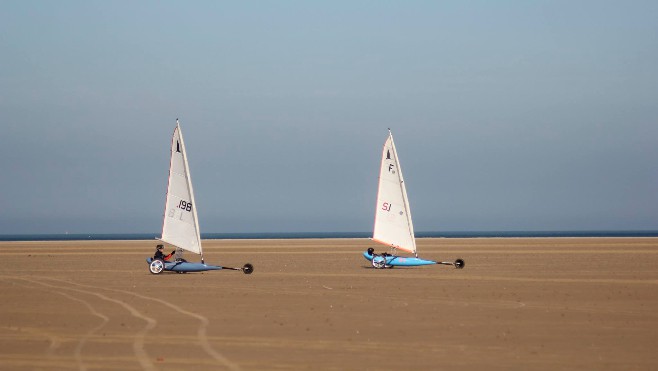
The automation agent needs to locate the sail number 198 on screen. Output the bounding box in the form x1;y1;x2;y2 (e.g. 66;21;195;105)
178;200;192;212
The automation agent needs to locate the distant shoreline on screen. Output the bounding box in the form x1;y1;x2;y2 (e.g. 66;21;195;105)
2;230;658;242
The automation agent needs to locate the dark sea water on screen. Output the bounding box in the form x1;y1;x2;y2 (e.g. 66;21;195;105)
1;231;658;241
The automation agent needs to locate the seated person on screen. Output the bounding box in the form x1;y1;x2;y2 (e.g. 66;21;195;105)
154;244;175;261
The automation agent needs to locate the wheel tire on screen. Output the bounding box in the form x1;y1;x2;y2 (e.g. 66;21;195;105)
149;259;165;274
372;255;386;269
454;259;465;269
242;263;254;275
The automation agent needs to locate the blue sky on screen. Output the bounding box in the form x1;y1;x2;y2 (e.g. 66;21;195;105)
2;1;657;234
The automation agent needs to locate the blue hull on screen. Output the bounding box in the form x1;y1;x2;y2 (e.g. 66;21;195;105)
146;257;223;272
363;250;437;267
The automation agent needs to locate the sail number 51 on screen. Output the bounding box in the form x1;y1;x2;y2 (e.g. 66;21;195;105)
382;202;391;211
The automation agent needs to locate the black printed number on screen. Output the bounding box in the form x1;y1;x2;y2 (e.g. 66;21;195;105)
178;200;192;212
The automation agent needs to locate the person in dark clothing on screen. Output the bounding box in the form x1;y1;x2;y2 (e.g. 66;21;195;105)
154;244;175;261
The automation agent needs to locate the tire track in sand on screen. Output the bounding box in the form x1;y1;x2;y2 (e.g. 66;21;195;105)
18;277;157;371
55;291;110;371
10;280;110;371
1;325;62;357
41;277;241;371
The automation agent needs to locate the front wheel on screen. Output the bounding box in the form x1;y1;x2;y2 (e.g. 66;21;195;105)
242;263;254;275
454;259;465;269
149;259;165;274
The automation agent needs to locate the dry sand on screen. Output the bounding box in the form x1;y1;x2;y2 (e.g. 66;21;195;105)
1;237;657;370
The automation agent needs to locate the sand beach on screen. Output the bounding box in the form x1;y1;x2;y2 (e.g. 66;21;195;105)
1;237;657;370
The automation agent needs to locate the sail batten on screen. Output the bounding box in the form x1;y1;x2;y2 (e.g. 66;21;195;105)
160;121;203;255
372;131;417;254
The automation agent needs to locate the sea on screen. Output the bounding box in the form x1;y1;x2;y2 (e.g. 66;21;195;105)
1;231;658;241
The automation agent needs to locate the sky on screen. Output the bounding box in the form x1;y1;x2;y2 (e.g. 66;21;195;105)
2;1;657;234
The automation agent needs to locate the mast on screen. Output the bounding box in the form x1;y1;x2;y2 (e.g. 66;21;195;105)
388;130;417;257
176;119;204;263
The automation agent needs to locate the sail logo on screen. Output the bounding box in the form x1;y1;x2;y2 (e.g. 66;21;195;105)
388;164;396;174
176;141;181;153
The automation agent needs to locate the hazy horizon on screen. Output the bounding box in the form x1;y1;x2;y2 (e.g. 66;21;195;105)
2;1;657;234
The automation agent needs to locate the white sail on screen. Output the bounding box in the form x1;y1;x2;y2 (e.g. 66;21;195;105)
160;120;202;255
372;130;416;254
